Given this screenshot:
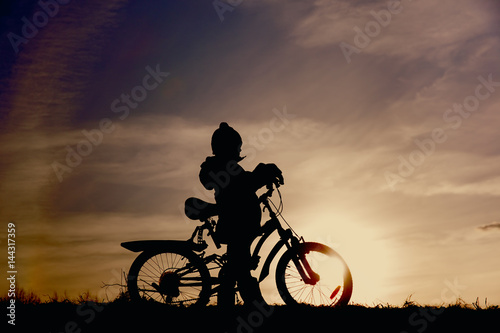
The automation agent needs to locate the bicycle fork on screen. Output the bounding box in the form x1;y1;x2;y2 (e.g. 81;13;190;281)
288;238;320;285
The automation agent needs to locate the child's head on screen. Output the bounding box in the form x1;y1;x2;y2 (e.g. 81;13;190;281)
211;122;243;161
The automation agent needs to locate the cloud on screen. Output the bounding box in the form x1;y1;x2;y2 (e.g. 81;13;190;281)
477;221;500;231
288;0;499;65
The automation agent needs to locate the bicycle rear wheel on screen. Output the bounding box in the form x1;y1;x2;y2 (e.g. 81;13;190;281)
276;242;352;306
127;248;211;307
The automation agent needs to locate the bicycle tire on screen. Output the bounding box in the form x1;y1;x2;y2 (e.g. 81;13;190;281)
127;247;211;307
275;242;352;306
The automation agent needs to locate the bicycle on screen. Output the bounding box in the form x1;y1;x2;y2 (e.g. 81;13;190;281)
121;182;353;307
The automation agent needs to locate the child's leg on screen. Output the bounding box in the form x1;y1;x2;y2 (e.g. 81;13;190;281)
229;239;265;305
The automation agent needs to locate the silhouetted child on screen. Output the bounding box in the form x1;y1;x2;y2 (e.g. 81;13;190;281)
199;122;283;307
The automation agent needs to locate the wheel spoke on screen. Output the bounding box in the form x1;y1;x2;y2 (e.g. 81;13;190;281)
277;243;352;307
132;251;208;306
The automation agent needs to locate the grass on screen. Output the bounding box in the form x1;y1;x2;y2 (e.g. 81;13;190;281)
0;288;108;305
2;288;499;332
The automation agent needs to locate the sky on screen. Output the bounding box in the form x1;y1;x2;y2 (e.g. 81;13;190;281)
1;0;500;305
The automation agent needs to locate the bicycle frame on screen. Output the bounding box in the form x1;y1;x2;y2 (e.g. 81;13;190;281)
253;196;298;282
252;188;319;285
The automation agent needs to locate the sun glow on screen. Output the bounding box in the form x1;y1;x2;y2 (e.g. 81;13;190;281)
300;213;397;305
255;204;397;306
339;225;395;304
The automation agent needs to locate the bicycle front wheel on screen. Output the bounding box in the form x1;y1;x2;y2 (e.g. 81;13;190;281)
127;248;211;307
276;242;352;307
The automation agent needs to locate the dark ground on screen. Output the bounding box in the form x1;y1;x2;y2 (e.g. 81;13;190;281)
4;300;500;333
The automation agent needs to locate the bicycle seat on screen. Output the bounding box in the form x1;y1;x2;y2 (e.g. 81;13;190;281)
184;197;218;221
